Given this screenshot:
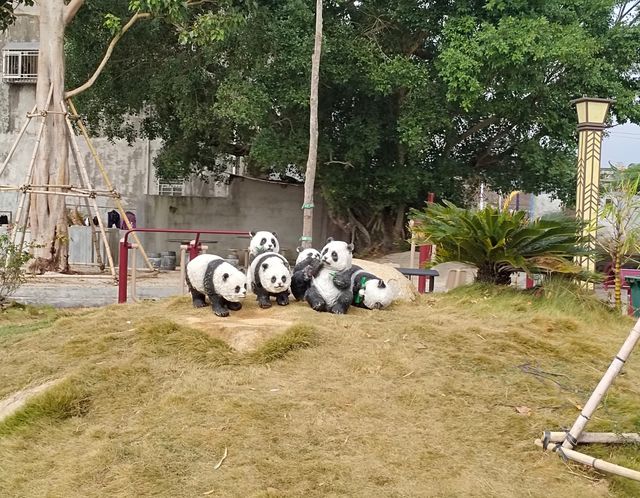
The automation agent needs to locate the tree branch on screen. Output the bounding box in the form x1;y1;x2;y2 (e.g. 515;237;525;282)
455;116;500;146
63;0;85;26
65;12;151;99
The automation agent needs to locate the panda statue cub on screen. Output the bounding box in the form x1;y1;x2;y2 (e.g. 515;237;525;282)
291;247;322;301
347;265;395;310
305;238;354;314
248;252;292;308
248;231;280;260
185;254;247;317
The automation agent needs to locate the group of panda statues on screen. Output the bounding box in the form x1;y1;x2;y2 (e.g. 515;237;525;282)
185;230;396;317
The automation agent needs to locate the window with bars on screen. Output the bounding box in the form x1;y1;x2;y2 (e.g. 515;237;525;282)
2;47;38;83
158;180;185;196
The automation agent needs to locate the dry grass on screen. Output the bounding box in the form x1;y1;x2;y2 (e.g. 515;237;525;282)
0;283;639;497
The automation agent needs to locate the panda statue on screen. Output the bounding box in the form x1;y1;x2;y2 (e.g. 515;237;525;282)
185;254;247;317
305;238;354;314
248;252;292;308
347;265;395;310
291;247;322;301
248;230;280;260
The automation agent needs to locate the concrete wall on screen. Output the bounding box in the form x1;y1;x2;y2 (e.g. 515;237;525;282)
140;176;336;263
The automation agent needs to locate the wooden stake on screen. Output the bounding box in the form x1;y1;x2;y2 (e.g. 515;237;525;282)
0;104;37;177
62;100;116;279
67;99;154;272
10;84;54;256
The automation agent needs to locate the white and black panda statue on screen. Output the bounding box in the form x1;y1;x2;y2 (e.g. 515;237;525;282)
248;252;292;308
291;247;322;301
305;238;354;314
248;230;280;259
348;265;395;310
185;254;247;317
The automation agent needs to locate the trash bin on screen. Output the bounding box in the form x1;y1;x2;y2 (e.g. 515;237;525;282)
624;275;640;317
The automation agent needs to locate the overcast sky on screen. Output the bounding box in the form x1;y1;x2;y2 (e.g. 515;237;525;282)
601;122;640;167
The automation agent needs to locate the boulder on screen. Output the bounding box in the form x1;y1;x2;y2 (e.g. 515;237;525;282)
352;258;417;302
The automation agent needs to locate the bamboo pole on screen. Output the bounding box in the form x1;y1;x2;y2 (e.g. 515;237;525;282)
61;100;116;279
535;439;640;481
0;104;37;177
561;317;640;450
543;431;640;445
69;138;104;271
10;84;54;255
67;99;154;271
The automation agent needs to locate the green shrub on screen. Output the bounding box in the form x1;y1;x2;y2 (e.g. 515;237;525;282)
410;202;589;285
0;234;32;303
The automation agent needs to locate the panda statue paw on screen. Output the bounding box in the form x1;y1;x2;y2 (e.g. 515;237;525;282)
214;308;230;317
226;301;243;311
276;292;290;306
258;296;273;309
192;297;207;308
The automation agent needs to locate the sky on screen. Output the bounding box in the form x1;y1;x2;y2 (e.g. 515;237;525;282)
601;122;640;168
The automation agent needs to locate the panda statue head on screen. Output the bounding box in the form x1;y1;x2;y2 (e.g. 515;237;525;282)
295;247;321;266
320;238;353;272
258;256;291;294
249;231;280;256
358;278;395;310
215;265;248;303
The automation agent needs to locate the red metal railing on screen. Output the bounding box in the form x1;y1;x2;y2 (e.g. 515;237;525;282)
118;228;250;304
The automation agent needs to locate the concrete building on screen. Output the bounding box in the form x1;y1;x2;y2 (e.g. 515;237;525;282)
1;8;334;267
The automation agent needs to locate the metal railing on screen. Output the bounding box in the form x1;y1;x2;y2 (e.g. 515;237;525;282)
118;228;250;304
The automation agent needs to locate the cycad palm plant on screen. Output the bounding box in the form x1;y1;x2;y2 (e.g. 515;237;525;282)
410;201;588;285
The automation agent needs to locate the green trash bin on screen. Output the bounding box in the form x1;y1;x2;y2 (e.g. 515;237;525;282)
624;275;640;317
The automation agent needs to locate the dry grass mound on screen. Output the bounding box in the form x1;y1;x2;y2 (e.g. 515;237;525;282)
0;283;639;497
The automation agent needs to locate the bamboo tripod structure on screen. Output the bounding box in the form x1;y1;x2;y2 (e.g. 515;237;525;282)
536;317;640;482
1;89;154;278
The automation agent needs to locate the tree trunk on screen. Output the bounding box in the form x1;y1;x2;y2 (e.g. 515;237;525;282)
614;252;622;311
476;265;512;285
29;1;69;272
301;0;323;249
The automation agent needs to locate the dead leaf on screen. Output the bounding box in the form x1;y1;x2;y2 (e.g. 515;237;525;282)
515;406;532;416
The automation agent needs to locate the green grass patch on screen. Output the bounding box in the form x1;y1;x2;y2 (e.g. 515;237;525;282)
137;319;234;365
248;324;318;364
0;377;91;437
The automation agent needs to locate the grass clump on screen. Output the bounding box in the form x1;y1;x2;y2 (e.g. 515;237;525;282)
137;319;234;365
0;377;91;437
249;324;318;364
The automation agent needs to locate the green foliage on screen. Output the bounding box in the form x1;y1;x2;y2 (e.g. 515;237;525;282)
64;0;640;250
249;324;318;364
0;0;34;32
598;174;640;308
0;234;32;302
0;378;91;437
410;202;588;285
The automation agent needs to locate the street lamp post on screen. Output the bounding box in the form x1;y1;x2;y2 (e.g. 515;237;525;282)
572;97;614;282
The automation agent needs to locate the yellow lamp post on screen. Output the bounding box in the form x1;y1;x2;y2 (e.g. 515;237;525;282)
572;97;614;281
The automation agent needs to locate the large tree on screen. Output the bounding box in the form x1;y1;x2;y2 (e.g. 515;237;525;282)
1;0;240;270
56;1;640;251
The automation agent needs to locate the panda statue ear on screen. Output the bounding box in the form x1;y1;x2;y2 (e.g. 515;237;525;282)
326;237;334;243
272;231;278;237
222;273;229;281
262;263;269;270
250;231;256;237
347;243;354;252
378;280;386;288
296;246;303;253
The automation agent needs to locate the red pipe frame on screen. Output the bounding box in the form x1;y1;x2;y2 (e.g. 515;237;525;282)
118;228;250;304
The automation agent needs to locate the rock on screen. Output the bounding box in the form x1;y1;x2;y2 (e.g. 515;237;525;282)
352;258;417;302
